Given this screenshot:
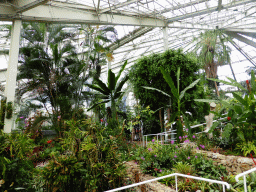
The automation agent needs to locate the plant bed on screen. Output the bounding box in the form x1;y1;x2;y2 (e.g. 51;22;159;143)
192;148;256;175
125;160;175;192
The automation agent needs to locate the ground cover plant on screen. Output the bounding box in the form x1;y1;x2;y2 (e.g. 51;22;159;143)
130;138;256;192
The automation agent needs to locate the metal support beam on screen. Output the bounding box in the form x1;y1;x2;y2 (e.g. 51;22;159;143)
168;21;214;30
167;0;255;23
225;31;256;49
16;0;50;13
0;4;166;27
160;0;209;14
100;0;141;13
221;6;256;28
224;28;256;38
4;20;22;133
108;27;153;51
228;38;256;67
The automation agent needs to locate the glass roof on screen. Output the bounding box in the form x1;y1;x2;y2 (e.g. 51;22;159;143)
1;0;256;91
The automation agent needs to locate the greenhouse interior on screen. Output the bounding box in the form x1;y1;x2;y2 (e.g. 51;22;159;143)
1;0;256;191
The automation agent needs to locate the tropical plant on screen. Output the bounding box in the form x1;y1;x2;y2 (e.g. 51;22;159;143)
86;61;129;121
195;70;256;149
129;49;208;133
144;67;201;140
17;23;91;135
39;119;128;192
79;25;117;77
195;29;232;96
0;98;6;130
0;130;36;191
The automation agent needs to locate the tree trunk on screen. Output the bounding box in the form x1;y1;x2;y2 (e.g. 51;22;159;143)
214;81;220;97
159;109;164;132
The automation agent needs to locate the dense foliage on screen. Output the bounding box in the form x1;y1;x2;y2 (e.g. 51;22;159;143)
129;49;209;133
0;119;130;192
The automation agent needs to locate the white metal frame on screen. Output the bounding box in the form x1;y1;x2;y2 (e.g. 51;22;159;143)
105;173;231;192
235;167;256;192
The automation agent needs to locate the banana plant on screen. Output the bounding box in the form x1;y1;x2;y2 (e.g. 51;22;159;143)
86;61;129;120
143;67;200;140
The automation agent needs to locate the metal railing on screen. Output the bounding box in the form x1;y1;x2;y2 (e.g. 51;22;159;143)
143;130;176;147
143;115;229;147
105;173;231;192
235;167;256;192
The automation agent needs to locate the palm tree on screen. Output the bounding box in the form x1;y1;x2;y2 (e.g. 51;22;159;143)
195;30;232;97
17;23;90;135
86;61;129;121
79;25;117;78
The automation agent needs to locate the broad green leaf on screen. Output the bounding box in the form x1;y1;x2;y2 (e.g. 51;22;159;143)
226;77;247;91
207;77;247;91
208;121;220;133
160;67;179;100
180;78;200;100
94;78;110;93
142;86;171;98
108;69;116;91
232;92;246;106
221;100;232;108
86;84;109;96
115;60;128;83
87;100;110;111
114;75;129;94
222;123;233;139
113;91;124;100
237;131;245;141
169;112;178;124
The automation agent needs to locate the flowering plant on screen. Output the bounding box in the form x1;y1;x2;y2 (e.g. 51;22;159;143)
196;70;256;152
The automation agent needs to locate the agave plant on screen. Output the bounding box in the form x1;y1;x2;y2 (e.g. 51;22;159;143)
86;61;129;120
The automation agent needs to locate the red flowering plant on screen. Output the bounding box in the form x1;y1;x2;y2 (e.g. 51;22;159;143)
195;70;256;155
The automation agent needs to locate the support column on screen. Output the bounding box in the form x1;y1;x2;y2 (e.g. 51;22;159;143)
106;60;111;108
4;20;22;133
162;27;169;142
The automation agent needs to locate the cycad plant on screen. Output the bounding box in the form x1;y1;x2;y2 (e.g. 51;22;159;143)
87;61;129;121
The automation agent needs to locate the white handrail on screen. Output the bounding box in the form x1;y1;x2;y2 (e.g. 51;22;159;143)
235;166;256;192
105;173;231;192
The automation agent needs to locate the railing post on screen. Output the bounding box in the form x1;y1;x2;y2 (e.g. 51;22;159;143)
175;175;178;191
146;135;147;147
223;184;225;192
157;135;158;144
244;175;247;192
143;135;144;147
